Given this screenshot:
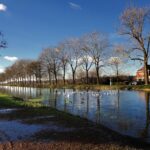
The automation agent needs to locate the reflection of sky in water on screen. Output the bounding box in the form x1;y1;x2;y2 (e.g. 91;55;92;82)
0;86;150;142
0;120;45;142
0;118;74;142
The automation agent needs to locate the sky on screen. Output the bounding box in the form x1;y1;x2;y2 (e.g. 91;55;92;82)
0;0;150;74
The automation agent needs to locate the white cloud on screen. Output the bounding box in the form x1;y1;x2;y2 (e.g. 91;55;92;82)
4;56;18;62
69;2;81;10
78;55;93;63
0;68;4;73
0;3;7;12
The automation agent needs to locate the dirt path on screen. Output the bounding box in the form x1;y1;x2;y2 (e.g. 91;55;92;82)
0;141;142;150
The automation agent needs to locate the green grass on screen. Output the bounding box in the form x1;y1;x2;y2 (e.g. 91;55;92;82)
28;97;43;103
0;94;44;108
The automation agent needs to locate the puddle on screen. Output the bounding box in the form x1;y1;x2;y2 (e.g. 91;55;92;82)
0;108;18;114
0;118;74;142
0;120;45;142
23;116;55;120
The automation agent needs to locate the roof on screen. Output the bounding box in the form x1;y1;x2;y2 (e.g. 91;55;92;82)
137;65;150;72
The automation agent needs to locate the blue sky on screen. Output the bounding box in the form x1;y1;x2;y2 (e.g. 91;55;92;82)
0;0;149;74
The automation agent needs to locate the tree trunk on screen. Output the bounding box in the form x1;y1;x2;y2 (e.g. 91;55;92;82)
116;65;119;85
48;71;51;85
144;57;149;85
86;69;89;84
72;71;76;84
39;77;42;86
29;76;31;86
63;66;66;85
54;73;57;85
96;66;100;84
35;76;38;86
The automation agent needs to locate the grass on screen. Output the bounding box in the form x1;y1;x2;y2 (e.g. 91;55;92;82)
0;94;44;108
49;83;130;90
60;84;150;91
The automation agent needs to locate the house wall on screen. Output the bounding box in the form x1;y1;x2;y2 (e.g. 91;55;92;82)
136;68;150;81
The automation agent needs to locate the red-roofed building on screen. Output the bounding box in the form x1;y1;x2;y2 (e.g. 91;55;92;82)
136;66;150;81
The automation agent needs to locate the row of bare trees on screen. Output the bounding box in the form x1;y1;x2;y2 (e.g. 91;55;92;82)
0;6;150;85
0;32;111;86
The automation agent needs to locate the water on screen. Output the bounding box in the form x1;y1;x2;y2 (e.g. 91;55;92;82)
0;117;74;142
0;107;74;142
0;86;150;142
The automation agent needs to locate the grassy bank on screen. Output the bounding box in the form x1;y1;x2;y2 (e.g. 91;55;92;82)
4;83;150;92
0;94;44;108
50;84;150;91
37;84;150;91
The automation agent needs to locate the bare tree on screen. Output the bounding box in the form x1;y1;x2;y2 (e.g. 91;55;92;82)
10;62;21;85
65;38;81;84
120;6;150;85
39;47;61;85
109;57;122;84
28;60;43;86
84;32;109;84
80;35;93;84
0;73;6;84
26;60;36;85
39;48;53;85
5;67;14;84
57;43;69;85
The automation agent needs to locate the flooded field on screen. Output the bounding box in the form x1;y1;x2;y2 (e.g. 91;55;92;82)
0;108;74;143
0;86;150;143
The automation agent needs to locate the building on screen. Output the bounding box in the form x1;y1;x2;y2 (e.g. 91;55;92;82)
136;65;150;81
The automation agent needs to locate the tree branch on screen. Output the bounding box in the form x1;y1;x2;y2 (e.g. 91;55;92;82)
130;57;144;61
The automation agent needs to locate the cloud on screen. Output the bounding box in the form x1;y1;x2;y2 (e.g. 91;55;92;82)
4;56;18;62
109;57;121;64
69;2;81;10
0;68;4;73
0;3;7;12
78;55;93;63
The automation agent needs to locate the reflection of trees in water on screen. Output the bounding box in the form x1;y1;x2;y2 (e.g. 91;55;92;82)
72;89;76;113
54;90;58;108
116;90;120;116
86;90;89;118
47;88;57;107
115;90;137;131
36;88;42;97
95;90;101;123
49;89;58;108
63;88;67;112
140;92;150;138
63;89;73;112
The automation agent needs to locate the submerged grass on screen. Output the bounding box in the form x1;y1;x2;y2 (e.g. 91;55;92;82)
0;93;89;127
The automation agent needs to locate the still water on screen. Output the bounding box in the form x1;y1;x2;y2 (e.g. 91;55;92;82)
0;86;150;142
